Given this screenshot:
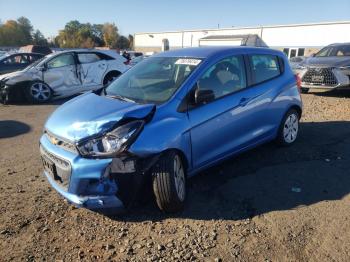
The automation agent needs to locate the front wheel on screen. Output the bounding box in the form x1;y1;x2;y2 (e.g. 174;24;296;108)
276;109;300;146
25;82;52;104
152;151;186;213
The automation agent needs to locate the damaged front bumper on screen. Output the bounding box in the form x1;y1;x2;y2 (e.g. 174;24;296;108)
40;133;158;213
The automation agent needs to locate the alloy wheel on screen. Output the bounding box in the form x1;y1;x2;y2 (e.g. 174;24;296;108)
30;82;51;101
173;155;185;201
283;113;299;143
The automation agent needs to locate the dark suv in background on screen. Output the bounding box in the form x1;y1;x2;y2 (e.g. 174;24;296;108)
297;43;350;93
0;52;44;75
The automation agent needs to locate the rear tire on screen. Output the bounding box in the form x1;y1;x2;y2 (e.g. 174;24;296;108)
24;81;52;104
276;109;300;146
152;151;186;213
103;71;121;86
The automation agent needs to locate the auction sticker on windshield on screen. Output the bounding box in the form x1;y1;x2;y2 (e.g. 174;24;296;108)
175;58;201;66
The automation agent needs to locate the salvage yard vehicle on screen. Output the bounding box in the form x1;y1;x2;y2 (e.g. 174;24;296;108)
0;50;128;103
297;43;350;93
0;52;44;75
39;47;302;213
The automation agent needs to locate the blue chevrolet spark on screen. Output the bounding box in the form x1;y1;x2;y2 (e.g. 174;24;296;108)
40;47;302;213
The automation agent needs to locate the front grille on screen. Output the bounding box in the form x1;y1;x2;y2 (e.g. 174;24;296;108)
302;67;337;86
40;145;72;190
45;131;78;153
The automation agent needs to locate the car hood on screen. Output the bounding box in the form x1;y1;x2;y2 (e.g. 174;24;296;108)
45;93;155;142
302;56;350;67
0;68;38;84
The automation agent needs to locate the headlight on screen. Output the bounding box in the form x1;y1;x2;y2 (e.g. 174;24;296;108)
339;66;350;75
77;120;144;158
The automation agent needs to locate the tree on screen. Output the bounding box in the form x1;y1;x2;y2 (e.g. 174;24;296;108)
33;30;48;46
116;35;129;49
17;16;33;43
128;34;134;50
102;23;118;48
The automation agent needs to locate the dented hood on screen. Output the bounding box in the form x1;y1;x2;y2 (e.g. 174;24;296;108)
45;93;155;142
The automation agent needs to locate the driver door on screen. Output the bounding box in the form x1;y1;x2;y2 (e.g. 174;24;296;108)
43;53;81;94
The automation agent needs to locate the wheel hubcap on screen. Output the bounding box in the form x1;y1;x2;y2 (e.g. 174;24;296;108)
283;113;299;143
30;83;50;101
173;155;185;201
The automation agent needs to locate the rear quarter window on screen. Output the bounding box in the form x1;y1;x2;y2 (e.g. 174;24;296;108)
249;54;281;84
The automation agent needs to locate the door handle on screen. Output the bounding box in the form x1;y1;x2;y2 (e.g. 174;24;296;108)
239;97;250;107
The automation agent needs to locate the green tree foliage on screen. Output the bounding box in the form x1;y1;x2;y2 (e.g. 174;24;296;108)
32;30;48;46
0;17;132;50
128;34;134;50
116;35;130;49
0;16;50;47
102;23;118;48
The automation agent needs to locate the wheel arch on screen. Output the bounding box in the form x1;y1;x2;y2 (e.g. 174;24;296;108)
103;70;122;84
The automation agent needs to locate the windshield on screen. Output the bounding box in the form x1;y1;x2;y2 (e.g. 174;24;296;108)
315;45;350;57
106;57;202;104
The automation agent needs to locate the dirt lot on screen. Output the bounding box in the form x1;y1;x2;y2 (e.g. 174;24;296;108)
0;91;350;262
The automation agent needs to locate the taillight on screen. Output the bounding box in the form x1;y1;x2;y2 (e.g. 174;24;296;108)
295;74;302;93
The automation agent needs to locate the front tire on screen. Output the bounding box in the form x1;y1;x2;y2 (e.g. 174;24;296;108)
276;109;300;146
24;82;52;104
152;151;186;213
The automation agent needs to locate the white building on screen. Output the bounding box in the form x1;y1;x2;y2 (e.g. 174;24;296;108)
134;21;350;58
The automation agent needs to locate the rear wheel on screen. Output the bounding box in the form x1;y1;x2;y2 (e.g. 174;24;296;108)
103;71;121;86
152;151;186;213
25;82;52;103
276;109;300;146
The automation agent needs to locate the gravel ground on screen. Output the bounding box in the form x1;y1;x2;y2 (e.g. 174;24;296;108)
0;90;350;262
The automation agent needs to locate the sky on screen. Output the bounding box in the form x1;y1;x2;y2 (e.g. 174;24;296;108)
0;0;349;38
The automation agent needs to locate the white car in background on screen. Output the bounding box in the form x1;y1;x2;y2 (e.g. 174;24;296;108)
0;50;129;103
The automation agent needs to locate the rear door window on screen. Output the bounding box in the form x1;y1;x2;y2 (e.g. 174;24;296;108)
249;54;281;84
78;53;101;64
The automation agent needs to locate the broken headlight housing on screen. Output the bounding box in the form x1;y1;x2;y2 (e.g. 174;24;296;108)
77;120;144;158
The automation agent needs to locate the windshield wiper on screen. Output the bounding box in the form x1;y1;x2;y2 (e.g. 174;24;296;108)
106;94;135;103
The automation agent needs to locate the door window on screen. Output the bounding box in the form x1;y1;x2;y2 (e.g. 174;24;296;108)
47;54;75;68
197;55;246;100
78;53;101;64
249;54;281;84
3;55;28;65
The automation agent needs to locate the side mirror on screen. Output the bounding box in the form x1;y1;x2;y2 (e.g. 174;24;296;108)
194;86;215;105
310;53;316;57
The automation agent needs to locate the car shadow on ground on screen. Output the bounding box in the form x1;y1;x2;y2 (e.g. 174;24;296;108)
0;120;31;138
1;94;80;106
108;121;350;222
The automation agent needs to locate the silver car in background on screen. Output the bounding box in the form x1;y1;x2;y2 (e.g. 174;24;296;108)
297;43;350;93
0;50;128;103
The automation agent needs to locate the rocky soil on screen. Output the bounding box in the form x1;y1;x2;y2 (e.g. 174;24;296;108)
0;90;350;261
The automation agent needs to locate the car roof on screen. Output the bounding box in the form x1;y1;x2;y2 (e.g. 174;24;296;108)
328;42;350;46
153;46;280;59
